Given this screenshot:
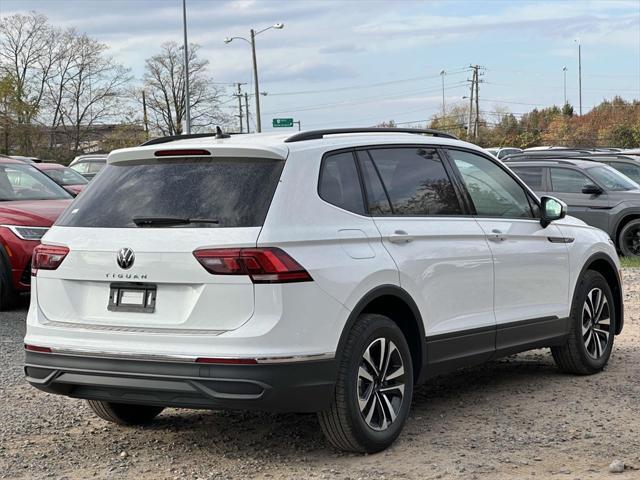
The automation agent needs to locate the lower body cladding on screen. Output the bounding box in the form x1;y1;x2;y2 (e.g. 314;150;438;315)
25;351;337;412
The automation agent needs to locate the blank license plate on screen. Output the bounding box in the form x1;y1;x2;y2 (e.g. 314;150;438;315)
108;283;156;313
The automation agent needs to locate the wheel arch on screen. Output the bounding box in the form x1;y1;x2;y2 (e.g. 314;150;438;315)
579;252;623;335
336;285;427;384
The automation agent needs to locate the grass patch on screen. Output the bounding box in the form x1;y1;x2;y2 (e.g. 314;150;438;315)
620;256;640;268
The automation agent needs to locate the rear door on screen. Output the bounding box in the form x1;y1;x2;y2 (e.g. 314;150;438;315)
445;148;571;353
548;166;611;232
358;146;496;372
37;156;284;333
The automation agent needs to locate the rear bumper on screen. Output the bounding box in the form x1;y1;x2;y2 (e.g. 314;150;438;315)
25;351;336;412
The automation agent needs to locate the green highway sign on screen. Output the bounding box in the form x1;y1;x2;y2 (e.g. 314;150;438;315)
273;118;294;128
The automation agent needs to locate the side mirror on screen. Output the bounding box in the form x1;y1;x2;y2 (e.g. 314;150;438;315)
582;184;603;195
540;196;567;228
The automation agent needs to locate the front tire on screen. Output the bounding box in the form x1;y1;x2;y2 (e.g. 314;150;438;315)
318;313;413;453
618;218;640;257
551;270;616;375
87;400;164;426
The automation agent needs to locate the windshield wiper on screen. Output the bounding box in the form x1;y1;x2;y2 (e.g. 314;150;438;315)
132;216;219;227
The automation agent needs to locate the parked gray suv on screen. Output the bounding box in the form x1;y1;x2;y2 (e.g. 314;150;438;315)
506;158;640;256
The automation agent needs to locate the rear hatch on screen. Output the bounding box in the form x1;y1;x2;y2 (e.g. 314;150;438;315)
36;152;285;332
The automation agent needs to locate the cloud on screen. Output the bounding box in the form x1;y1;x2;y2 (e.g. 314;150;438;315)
319;43;365;54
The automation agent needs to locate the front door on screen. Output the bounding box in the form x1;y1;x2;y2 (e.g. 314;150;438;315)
446;149;571;354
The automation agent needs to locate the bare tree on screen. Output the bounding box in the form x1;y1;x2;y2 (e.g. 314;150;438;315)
143;42;228;135
56;34;131;154
0;12;61;152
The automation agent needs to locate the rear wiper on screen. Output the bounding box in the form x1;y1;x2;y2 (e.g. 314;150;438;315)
132;216;219;227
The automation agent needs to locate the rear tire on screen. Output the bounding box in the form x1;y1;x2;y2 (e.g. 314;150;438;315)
551;270;616;375
318;313;413;453
87;400;164;426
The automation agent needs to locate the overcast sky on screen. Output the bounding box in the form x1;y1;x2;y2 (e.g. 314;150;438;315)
2;0;639;131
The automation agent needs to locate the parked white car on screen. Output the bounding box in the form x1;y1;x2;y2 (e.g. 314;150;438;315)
25;127;623;453
485;146;522;159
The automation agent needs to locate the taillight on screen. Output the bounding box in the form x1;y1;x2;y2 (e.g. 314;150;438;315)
193;247;312;283
32;244;69;275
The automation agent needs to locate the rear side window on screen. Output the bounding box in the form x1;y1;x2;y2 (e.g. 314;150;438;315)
367;147;461;215
549;167;591;193
318;152;365;215
56;158;284;228
511;166;545;190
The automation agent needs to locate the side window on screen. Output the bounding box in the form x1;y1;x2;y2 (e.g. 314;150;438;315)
448;149;533;218
357;151;392;215
71;162;88;174
367;147;462;216
549;168;591;193
510;166;545;190
318;152;365;215
609;162;640;183
88;161;105;173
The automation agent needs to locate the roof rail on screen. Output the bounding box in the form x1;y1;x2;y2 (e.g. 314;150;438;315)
140;126;231;146
505;158;583;166
284;127;458;143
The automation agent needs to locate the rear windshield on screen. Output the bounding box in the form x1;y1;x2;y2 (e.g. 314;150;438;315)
56;158;284;228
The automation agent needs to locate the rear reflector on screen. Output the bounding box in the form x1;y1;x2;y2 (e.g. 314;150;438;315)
195;357;258;365
193;247;312;283
25;344;52;353
154;149;211;157
32;244;69;275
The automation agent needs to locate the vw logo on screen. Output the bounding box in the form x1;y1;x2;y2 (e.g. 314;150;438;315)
116;248;135;270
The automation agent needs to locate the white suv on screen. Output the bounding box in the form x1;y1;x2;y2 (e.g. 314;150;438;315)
25;128;623;453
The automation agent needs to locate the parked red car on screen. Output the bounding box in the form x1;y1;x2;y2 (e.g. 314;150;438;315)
34;163;89;195
0;156;72;308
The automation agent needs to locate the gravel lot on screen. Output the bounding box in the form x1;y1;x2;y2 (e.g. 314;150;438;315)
2;271;640;480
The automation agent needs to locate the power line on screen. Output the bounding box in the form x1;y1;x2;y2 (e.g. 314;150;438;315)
265;67;471;97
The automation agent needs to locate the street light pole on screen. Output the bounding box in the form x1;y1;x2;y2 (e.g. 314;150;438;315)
224;23;284;134
576;40;583;115
440;69;446;121
182;0;191;134
562;66;567;105
249;29;262;132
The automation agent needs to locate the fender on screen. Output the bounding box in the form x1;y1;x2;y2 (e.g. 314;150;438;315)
576;252;623;335
335;284;428;383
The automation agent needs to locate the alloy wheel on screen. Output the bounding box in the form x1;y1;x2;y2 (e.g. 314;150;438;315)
582;287;611;359
357;337;406;431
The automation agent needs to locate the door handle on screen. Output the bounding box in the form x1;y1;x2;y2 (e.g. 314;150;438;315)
488;229;507;242
389;230;414;244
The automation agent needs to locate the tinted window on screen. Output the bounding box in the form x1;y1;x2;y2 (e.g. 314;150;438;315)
0;164;71;201
448;149;533;218
357;151;392;215
608;162;640;183
318;152;365;215
549;168;591;193
368;148;461;215
57;158;284;228
510;166;545;190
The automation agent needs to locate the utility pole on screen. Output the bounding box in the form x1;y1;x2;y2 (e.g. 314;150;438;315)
182;0;191;134
142;90;149;140
577;41;583;115
474;68;480;140
562;66;567;105
294;120;301;131
244;93;251;133
467;70;475;141
233;83;245;133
